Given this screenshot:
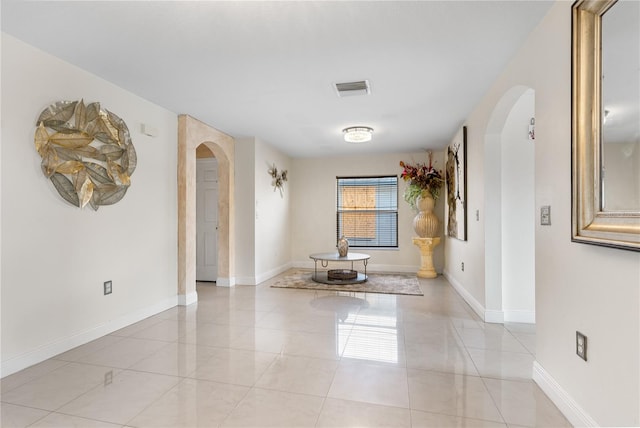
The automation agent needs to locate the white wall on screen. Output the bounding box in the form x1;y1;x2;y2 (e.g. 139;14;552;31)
254;138;292;281
444;121;487;317
483;131;502;319
290;151;445;273
603;141;640;211
444;3;640;425
1;35;179;376
234;137;292;285
234;138;256;282
500;89;535;321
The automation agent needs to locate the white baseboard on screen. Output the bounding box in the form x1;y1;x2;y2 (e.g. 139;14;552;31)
533;361;598;427
235;263;293;286
443;271;488;321
484;310;505;324
234;276;254;285
216;277;236;287
291;261;314;270
1;296;178;378
444;271;522;324
254;262;293;285
178;291;198;306
504;309;535;324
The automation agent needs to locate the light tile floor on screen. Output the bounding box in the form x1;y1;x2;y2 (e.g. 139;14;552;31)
1;273;570;427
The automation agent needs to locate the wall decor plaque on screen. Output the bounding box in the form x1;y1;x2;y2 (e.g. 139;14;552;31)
34;100;136;210
268;163;288;197
445;126;467;241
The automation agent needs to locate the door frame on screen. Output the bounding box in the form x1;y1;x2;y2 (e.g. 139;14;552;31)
178;115;235;306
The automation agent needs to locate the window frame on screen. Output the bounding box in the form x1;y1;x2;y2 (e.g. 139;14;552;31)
336;175;399;249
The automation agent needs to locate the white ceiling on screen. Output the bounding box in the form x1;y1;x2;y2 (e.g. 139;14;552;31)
1;1;554;158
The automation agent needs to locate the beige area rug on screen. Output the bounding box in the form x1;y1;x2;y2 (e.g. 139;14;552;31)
271;270;423;296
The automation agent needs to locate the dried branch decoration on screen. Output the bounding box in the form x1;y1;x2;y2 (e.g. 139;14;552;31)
34;100;136;210
268;163;288;197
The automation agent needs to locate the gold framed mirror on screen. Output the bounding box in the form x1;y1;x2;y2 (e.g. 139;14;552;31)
572;0;640;251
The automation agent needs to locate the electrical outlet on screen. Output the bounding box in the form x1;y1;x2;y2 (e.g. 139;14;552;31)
576;331;587;361
476;210;479;221
104;280;112;295
461;262;465;272
104;370;113;386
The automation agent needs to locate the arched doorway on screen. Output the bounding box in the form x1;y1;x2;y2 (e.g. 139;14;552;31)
484;86;536;323
177;115;235;306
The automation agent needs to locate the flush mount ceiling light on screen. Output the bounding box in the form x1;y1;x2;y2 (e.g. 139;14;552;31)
343;126;374;143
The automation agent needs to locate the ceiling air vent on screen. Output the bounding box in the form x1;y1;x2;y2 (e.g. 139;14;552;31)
335;80;370;97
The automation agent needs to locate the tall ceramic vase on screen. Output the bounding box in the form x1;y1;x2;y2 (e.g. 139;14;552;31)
413;193;439;238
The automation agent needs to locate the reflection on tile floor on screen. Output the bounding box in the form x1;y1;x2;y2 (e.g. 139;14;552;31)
1;273;570;427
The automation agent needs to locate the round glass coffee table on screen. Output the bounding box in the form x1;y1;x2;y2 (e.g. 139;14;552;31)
309;252;370;285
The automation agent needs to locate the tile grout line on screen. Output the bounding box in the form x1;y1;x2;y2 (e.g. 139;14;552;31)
452;315;508;425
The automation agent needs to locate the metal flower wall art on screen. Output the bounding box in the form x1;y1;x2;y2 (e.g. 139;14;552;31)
34;100;136;210
268;163;288;197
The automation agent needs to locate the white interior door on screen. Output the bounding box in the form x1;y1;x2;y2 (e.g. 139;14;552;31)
196;158;218;281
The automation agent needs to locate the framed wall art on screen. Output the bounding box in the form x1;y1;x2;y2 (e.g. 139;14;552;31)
446;126;467;241
571;0;640;251
34;100;136;210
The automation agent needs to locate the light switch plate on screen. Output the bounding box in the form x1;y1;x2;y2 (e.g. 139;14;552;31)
541;205;551;225
104;280;112;295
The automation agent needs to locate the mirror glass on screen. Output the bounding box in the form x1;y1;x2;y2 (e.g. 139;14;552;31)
601;0;640;212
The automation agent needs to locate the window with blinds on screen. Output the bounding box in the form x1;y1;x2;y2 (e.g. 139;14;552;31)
336;176;398;248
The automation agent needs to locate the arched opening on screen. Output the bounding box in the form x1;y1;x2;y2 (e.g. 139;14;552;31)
484;86;536;323
178;115;235;306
